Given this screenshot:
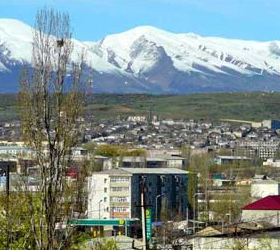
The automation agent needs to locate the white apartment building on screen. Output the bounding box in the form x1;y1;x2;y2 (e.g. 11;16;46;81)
87;168;189;220
234;140;280;159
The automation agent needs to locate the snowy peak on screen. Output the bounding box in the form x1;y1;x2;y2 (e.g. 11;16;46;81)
1;20;280;93
0;19;33;63
98;25;280;77
0;18;33;39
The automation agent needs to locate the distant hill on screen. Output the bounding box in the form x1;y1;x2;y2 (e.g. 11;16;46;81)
2;92;280;121
1;19;280;93
84;92;280;121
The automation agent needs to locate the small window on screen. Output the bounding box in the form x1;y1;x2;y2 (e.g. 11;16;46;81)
104;197;107;202
104;187;107;193
104;178;107;183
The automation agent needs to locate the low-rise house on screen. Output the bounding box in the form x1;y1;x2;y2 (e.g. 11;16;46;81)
242;195;280;227
215;155;252;165
263;158;280;168
191;223;280;250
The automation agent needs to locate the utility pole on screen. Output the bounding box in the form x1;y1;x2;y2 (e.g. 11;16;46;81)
140;175;149;250
6;165;9;250
155;194;161;222
98;199;103;237
0;164;10;250
193;193;202;234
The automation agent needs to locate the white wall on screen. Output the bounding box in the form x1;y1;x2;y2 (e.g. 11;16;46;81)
242;210;280;226
167;159;183;168
87;174;110;219
251;183;280;198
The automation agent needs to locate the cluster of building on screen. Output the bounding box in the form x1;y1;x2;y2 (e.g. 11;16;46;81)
83;116;280;160
2;115;280;249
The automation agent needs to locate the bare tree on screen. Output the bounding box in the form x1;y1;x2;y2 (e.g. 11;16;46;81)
19;8;86;250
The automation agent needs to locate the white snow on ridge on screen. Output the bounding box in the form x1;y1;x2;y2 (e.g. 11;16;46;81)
0;19;123;74
100;25;280;76
0;19;33;41
0;19;33;63
1;19;280;78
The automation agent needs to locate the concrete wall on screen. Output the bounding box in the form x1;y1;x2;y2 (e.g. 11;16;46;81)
166;159;183;169
87;174;110;219
251;183;280;198
242;209;280;226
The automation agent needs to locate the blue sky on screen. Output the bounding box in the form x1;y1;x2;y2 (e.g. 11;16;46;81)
0;0;280;41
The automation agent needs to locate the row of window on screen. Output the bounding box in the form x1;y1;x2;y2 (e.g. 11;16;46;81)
111;207;129;212
110;177;130;183
110;196;129;202
110;187;129;192
103;196;140;203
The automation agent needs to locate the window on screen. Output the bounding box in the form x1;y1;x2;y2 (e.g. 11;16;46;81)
104;197;107;202
110;187;129;192
104;178;107;183
104;187;107;193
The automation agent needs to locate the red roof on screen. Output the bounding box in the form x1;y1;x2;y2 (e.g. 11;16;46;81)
242;195;280;210
65;167;78;179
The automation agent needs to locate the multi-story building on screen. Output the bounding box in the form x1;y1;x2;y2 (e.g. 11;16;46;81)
87;168;189;221
233;140;280;159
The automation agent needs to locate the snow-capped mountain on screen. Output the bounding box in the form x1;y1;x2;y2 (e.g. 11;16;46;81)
1;18;280;93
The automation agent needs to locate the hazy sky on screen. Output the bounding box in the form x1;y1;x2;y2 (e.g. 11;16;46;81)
0;0;280;41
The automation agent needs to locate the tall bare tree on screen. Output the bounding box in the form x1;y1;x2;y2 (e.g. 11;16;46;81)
19;8;86;250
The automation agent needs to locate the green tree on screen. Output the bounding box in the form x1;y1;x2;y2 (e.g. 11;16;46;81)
209;186;250;223
18;8;86;250
180;144;191;170
90;239;119;250
0;188;42;249
95;144;146;157
187;153;211;220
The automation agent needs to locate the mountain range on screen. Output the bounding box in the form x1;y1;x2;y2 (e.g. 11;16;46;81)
1;18;280;93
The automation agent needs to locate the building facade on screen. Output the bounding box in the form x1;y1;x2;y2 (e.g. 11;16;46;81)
87;168;189;221
242;195;280;227
251;180;280;198
234;140;280;159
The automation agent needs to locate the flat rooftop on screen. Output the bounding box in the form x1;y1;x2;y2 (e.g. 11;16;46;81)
96;167;189;175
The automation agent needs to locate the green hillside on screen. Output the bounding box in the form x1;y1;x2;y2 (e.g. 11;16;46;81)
85;92;280;121
1;92;280;121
